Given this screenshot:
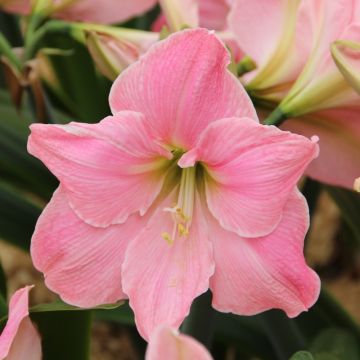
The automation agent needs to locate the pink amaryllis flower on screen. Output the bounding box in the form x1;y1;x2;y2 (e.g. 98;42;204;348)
277;0;360;189
230;0;360;189
279;0;360;117
28;29;320;340
0;0;157;24
228;0;312;101
0;286;42;360
146;326;213;360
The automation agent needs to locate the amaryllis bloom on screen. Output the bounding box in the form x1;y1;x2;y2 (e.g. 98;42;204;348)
146;326;212;360
229;0;311;101
28;29;320;340
271;0;360;189
279;0;360;116
0;286;42;360
0;0;157;24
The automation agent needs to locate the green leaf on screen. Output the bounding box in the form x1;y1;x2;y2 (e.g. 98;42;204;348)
95;302;277;359
325;185;360;246
0;12;22;47
310;328;360;360
31;299;123;313
290;351;314;360
26;300;122;360
0;262;7;318
313;354;338;360
0;260;7;300
95;302;135;326
0;180;41;250
39;33;111;122
31;311;92;360
214;313;276;360
0;298;123;329
0;90;58;199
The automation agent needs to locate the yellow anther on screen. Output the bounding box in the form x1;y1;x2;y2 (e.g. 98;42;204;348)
161;232;174;245
178;223;189;237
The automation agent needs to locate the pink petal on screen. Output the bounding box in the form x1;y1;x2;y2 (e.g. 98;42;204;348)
282;2;360;114
229;0;286;66
31;187;148;307
5;318;42;360
0;0;30;14
199;0;230;30
109;28;257;150
229;0;309;87
282;107;360;189
0;286;41;360
2;0;157;24
122;192;215;340
210;190;320;317
28;111;170;227
146;326;213;360
56;0;157;24
179;117;319;238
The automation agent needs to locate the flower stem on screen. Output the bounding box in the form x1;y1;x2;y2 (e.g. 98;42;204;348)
0;33;22;71
263;107;288;127
181;291;215;349
237;55;257;77
24;20;73;60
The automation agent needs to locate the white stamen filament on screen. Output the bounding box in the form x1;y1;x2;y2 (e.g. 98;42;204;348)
162;166;196;244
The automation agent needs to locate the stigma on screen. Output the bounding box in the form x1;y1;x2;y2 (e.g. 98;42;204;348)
162;166;197;245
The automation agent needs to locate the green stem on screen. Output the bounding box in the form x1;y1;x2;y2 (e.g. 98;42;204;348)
24;20;72;60
181;291;215;349
0;32;22;70
263;107;288;126
237;55;257;77
24;12;48;49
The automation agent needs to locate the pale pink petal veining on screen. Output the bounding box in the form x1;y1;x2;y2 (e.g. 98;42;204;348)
31;187;149;307
28;111;170;227
109;28;257;150
209;190;320;317
179;117;319;238
122;191;215;340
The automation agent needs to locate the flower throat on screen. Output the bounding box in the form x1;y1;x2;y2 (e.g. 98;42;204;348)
162;166;197;245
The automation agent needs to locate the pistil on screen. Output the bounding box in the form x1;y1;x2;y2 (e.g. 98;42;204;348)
162;166;197;244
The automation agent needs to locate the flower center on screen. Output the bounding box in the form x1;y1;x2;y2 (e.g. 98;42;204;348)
162;166;197;245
